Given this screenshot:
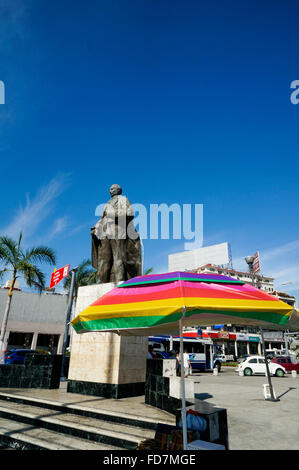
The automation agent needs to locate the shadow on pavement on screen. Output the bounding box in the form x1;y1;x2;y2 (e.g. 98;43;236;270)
276;387;297;400
194;393;213;400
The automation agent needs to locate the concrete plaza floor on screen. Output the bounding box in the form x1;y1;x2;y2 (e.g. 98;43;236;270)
190;367;299;450
1;368;298;450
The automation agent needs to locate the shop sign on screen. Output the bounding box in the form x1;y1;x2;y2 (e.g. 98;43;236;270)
236;333;249;341
219;331;229;339
203;332;219;339
249;336;260;342
265;337;284;342
263;332;284;342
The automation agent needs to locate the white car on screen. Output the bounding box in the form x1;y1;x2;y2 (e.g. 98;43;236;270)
236;355;286;377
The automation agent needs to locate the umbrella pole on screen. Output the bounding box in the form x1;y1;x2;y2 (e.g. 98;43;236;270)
259;327;279;402
179;308;188;450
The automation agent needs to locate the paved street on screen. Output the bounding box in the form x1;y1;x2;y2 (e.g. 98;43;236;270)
190;367;299;450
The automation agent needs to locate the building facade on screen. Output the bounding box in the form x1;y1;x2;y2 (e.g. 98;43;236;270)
0;288;68;353
183;326;285;359
185;264;295;355
193;264;296;307
194;263;275;293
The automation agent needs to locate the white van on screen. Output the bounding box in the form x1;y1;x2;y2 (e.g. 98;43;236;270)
266;349;286;358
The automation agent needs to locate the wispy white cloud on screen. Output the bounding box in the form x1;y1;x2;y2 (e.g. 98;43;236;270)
270;266;299;290
45;216;69;242
261;239;299;262
68;222;90;236
1;173;71;243
232;238;299;295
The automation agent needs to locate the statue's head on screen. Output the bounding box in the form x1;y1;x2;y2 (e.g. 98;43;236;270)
110;184;122;197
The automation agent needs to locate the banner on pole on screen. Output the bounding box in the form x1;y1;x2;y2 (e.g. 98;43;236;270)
49;264;70;289
253;252;261;274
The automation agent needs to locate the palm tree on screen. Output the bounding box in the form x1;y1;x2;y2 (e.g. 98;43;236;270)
0;232;56;361
63;259;97;301
144;267;154;275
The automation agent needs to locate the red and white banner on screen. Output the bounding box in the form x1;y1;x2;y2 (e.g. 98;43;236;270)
49;264;70;289
253;252;261;274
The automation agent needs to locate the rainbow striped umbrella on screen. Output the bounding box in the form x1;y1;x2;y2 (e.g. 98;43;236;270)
71;271;295;450
71;272;293;335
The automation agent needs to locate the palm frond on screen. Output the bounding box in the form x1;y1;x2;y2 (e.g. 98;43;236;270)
18;261;45;292
63;259;97;297
86;269;97;284
144;267;154;275
23;246;56;265
0;268;12;281
0;236;18;267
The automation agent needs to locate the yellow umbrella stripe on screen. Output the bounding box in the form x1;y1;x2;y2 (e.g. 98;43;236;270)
72;296;291;324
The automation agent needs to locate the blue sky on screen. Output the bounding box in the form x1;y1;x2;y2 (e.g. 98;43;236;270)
0;0;299;297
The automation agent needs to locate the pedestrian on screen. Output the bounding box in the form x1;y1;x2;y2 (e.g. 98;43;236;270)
183;350;191;377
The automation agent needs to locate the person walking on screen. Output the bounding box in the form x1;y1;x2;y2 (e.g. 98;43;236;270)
183;350;191;378
176;350;191;377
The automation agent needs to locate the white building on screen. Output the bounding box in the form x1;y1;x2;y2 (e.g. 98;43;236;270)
193;264;296;306
184;264;295;356
0;288;68;353
193;263;275;293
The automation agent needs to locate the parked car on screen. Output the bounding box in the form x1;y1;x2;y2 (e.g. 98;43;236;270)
4;349;45;364
235;355;286;377
271;356;299;373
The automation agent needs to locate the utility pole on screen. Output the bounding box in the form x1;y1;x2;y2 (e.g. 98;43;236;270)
60;267;78;382
245;256;279;402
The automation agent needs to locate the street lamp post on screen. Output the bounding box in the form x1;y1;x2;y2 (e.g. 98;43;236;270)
281;282;298;355
60;266;78;382
245;256;279;402
245;256;255;286
281;282;298;309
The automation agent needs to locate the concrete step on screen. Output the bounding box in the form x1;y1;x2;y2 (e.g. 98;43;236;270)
0;398;156;450
0;391;160;430
0;416;123;450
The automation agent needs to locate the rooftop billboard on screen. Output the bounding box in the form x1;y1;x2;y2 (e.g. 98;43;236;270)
168;242;230;272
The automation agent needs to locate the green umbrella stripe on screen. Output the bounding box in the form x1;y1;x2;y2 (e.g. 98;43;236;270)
72;312;183;333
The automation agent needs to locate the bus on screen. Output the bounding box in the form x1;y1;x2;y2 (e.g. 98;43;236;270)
148;335;222;372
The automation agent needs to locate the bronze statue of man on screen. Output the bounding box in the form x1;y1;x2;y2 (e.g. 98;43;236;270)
91;184;141;283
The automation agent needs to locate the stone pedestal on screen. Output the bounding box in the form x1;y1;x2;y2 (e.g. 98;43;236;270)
67;283;148;398
145;359;195;414
169;376;194;400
